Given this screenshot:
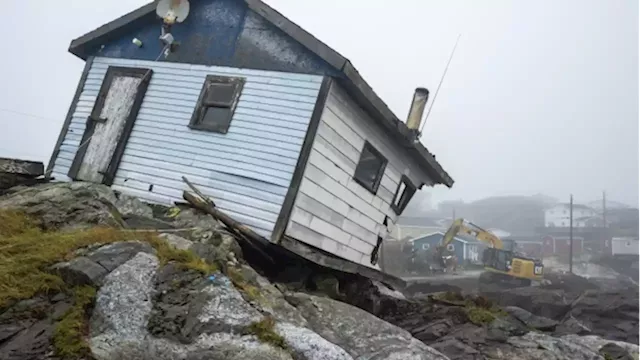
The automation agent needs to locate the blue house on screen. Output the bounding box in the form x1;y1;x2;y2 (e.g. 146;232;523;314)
46;0;454;283
410;232;485;265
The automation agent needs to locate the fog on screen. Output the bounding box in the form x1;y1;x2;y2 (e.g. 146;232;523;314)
0;0;637;207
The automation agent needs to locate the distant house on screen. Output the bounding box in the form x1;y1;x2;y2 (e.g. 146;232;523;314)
544;203;598;228
410;232;484;265
542;235;584;257
45;0;453;281
608;237;639;256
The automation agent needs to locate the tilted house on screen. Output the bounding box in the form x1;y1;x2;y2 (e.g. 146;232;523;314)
47;0;454;282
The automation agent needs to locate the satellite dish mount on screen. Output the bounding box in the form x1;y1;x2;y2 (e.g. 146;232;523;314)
156;0;190;56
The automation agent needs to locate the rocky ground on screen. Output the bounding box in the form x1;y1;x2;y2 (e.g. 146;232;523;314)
0;182;638;360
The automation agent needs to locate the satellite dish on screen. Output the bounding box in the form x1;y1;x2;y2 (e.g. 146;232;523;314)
156;0;190;25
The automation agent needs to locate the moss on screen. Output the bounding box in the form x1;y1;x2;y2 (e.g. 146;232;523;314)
246;316;287;350
0;209;223;360
0;210;218;309
144;235;217;274
53;286;96;359
226;267;261;301
465;307;498;325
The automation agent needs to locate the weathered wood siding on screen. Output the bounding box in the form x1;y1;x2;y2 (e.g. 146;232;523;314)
286;82;432;268
50;57;322;238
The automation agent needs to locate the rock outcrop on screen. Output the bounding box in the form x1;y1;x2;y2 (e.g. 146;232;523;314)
0;182;638;360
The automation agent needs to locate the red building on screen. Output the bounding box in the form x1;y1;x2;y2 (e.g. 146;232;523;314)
542;235;584;257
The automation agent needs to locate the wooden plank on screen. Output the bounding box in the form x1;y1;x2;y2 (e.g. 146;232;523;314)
298;178;350;216
0;158;44;176
335;242;364;264
123;147;294;181
124;142;294;173
349;236;374;254
343;219;378;246
309;215;351;246
287;221;324;248
314;136;357;174
345;206;378;234
307;149;350;187
290;207;313;228
304;164;385;223
294;192;346;229
316;120;360;163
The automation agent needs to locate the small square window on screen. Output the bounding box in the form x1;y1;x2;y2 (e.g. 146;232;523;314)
189;75;245;134
391;175;417;215
353;141;387;194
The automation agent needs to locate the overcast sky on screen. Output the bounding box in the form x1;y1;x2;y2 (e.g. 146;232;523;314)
1;0;637;207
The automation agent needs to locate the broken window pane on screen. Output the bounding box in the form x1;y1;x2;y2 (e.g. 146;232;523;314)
391;175;417;215
353;142;387;194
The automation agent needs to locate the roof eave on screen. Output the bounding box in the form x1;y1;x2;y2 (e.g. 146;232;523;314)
68;2;157;61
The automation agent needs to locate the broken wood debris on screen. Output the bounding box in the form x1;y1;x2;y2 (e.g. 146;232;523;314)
0;157;48;193
181;176;275;264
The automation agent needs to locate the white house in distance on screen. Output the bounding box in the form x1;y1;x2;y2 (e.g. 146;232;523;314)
544;203;599;228
45;0;454;286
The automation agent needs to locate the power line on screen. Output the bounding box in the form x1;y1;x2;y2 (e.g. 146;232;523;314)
0;108;60;122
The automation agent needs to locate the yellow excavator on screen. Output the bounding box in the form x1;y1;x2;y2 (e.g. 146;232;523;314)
440;218;544;288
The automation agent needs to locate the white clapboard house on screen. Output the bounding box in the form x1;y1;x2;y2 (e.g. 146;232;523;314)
47;0;454;283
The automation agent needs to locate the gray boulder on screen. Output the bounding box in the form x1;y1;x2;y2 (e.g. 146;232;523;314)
87;241;156;272
482;332;640;360
0;182;125;229
564;289;639;344
504;306;558;331
482;287;576;320
50;256;109;287
159;233;194;251
286;292;449;360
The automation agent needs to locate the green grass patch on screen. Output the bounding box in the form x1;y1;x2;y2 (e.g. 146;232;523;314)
246;316;287;350
52;286;96;359
226;267;261;301
0;210;216;309
0;209;220;360
431;291;506;326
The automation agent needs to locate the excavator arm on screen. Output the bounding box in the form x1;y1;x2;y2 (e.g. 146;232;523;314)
441;218;503;250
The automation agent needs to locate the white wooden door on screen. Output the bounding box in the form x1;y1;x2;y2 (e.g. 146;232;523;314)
69;66;152;185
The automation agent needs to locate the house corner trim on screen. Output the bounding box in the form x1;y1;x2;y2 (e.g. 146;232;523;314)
46;56;95;179
270;76;333;243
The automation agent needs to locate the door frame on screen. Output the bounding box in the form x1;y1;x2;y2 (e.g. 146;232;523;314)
68;66;153;186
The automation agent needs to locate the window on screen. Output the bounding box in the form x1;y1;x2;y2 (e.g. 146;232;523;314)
422;243;430;250
353;141;387;194
446;243;455;252
391;175;417;215
189;75;245;133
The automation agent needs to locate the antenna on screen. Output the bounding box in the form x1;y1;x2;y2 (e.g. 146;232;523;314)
156;0;190;57
419;33;461;136
156;0;191;25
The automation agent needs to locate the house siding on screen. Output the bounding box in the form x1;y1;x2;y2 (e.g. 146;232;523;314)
50;56;323;238
410;233;467;263
285;81;432;268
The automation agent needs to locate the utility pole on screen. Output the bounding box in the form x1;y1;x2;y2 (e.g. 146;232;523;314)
569;194;574;274
602;191;607;228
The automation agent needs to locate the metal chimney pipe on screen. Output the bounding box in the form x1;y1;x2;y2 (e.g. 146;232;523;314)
406;87;429;131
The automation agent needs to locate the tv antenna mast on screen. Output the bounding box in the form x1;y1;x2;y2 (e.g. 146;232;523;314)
419;34;461;136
